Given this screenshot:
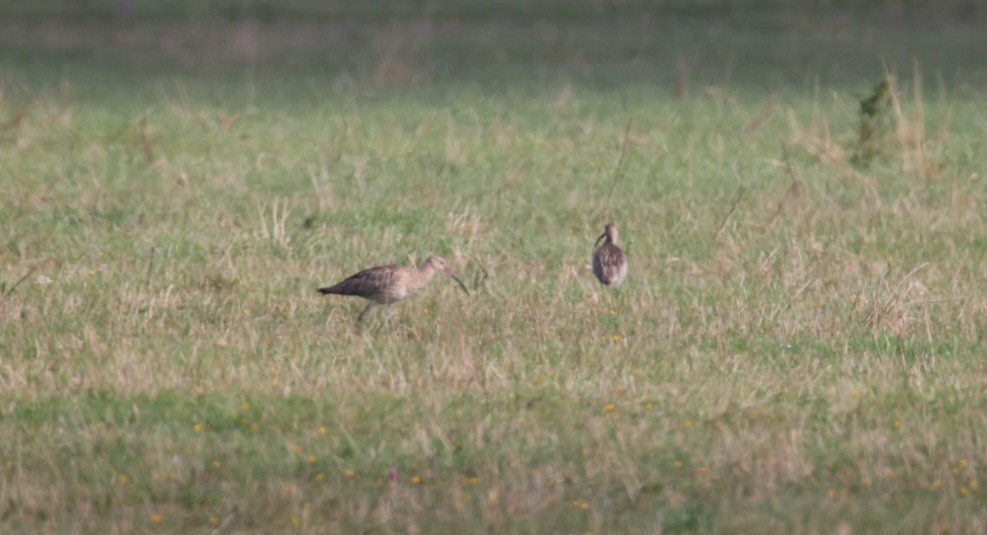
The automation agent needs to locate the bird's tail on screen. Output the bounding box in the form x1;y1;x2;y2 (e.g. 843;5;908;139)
317;287;337;295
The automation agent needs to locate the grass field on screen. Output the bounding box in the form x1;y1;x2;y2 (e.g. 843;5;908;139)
2;1;986;533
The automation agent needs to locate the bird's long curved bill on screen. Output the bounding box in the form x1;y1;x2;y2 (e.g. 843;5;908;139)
594;232;607;248
442;267;470;295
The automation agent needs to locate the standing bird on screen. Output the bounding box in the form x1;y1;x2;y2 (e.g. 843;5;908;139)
318;255;469;326
592;223;627;286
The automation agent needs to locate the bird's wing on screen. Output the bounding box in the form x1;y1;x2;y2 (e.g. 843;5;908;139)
593;244;626;284
320;264;402;296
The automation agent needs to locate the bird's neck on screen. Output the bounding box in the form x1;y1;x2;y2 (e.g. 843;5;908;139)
415;263;438;283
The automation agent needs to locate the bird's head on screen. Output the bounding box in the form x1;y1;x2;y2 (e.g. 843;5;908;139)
424;255;469;295
595;223;618;247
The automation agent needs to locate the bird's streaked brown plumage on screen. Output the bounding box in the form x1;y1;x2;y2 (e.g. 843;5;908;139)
593;223;627;286
318;255;468;326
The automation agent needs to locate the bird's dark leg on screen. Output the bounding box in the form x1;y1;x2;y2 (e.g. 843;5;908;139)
356;302;374;327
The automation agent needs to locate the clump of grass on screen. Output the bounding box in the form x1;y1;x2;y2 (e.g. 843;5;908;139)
849;69;947;181
852;76;893;166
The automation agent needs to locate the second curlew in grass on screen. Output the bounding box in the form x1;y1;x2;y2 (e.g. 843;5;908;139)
592;223;627;287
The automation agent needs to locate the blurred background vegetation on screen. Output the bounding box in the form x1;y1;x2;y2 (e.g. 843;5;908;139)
2;0;985;22
2;0;986;107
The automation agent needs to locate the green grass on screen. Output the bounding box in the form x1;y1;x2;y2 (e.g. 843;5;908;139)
2;3;987;533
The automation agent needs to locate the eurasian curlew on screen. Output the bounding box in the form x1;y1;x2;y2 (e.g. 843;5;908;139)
318;255;469;326
592;223;627;287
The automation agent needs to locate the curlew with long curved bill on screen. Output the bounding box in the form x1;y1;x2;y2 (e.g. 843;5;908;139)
318;255;469;326
592;223;627;287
